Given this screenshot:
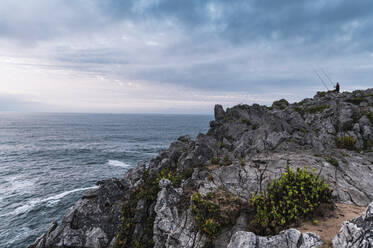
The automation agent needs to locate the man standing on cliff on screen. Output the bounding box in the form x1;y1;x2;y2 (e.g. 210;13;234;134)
335;82;340;93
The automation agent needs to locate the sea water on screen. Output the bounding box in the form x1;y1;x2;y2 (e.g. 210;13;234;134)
0;113;211;248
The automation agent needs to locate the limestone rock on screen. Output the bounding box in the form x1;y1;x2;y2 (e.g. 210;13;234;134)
332;201;373;247
227;229;323;248
153;179;207;248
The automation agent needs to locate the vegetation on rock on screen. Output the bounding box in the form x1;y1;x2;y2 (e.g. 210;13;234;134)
211;157;220;165
324;156;339;167
364;111;373;123
335;136;356;150
241;118;251;126
345;97;364;105
305;105;328;114
158;167;194;188
364;140;373;152
294;105;329;116
272;99;289;110
221;155;232;166
191;190;241;239
248;166;333;236
115;170;159;248
115;166;193;248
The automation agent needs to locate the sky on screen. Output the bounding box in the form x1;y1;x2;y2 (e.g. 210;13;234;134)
0;0;373;114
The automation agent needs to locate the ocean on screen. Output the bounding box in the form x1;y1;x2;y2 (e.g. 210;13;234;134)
0;113;211;248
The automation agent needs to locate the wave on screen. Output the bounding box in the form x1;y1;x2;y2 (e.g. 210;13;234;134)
2;186;98;217
41;186;98;204
107;160;132;168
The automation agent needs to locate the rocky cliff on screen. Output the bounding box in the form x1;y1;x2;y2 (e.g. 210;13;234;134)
29;88;373;248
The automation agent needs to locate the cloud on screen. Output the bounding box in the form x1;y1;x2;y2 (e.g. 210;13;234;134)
2;0;373;51
0;1;372;113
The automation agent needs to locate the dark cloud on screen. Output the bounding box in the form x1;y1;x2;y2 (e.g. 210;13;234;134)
0;0;372;111
2;0;373;50
95;0;373;52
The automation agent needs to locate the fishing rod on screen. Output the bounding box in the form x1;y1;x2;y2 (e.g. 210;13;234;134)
314;70;329;91
321;68;334;88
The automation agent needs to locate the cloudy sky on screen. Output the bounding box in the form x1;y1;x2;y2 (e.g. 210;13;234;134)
0;0;372;114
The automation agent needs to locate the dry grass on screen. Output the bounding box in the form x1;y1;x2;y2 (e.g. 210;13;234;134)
206;164;220;170
209;190;242;221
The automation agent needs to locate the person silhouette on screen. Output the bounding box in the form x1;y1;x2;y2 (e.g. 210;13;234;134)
335;82;340;93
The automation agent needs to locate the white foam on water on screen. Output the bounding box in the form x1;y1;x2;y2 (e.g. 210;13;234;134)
0;175;35;195
40;186;99;204
2;186;98;217
107;159;132;168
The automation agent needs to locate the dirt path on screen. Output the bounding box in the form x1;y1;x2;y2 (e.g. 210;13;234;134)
297;203;366;246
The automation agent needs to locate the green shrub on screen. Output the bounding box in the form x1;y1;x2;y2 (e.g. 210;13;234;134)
240;158;245;167
364;111;373;123
305;105;328;114
272;99;289;110
191;190;241;239
364;140;373;152
158;167;193;187
324;156;339;167
345;97;364;105
335;136;356;150
299;128;307;134
252;124;258;130
221;155;232;166
208;174;214;182
317;91;327;97
211;157;220;165
218;140;225;148
248;166;333;236
294;107;305;116
242;118;252;126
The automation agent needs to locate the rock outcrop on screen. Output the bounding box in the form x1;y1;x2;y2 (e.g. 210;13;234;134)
332;201;373;247
227;229;323;248
30;88;373;248
28;178;129;248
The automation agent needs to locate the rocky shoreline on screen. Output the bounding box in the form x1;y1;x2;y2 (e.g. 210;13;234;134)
29;88;373;248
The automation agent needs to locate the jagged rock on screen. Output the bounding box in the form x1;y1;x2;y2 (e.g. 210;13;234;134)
215;104;226;121
332;201;373;247
153;179;208;248
127;161;146;185
29;178;129;248
177;135;215;171
153;179;181;247
85;227;108;248
197;150;373;205
227;229;323;248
